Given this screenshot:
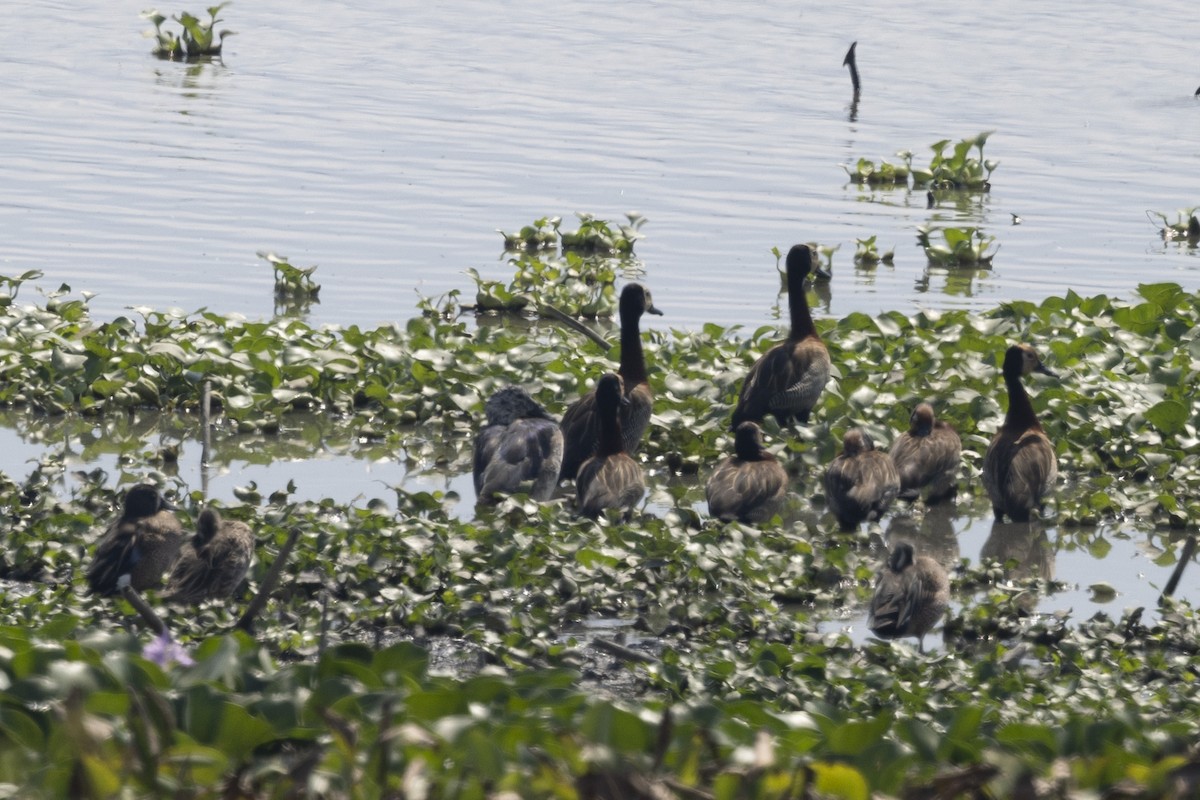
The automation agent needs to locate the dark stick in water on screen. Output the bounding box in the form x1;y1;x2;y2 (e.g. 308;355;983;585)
843;42;861;96
1161;535;1197;602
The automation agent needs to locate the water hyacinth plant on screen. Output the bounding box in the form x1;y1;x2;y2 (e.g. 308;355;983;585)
840;152;912;186
911;131;998;191
258;250;320;317
853;235;895;267
474;213;644;316
918;224;998;266
142;3;235;61
1150;206;1200;243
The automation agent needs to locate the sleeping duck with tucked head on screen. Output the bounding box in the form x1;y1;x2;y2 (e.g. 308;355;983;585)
474;386;563;503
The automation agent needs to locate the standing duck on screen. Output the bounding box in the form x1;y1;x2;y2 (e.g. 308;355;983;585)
982;344;1058;522
86;484;185;596
559;283;663;480
824;428;900;530
473;386;564;502
576;373;645;518
732;244;831;428
868;542;950;652
163;508;255;603
706;421;789;523
889;403;962;503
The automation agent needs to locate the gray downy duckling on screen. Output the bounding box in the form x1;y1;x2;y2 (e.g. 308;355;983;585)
473;386;564;502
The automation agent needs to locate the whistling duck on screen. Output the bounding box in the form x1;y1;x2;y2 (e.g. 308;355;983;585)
473;386;564;502
868;542;950;652
982;344;1058;522
706;421;789;523
576;373;645;518
163;508;254;603
559;283;662;480
890;402;962;503
86;484;185;596
824;428;900;530
732;244;831;428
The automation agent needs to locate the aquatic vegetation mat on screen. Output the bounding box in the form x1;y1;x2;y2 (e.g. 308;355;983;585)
5;260;1200;794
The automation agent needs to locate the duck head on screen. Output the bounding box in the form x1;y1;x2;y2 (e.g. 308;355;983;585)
619;283;663;322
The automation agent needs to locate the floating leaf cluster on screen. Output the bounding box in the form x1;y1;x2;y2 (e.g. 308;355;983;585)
844;132;997;192
472;213;646;316
917;224;998;267
141;2;235;61
1151;206;1200;244
258;250;320;317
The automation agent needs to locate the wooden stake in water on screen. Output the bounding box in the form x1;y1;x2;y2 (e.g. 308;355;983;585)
201;380;212;496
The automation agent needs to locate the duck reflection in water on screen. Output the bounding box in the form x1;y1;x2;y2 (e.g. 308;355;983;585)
981;520;1054;610
886;502;960;571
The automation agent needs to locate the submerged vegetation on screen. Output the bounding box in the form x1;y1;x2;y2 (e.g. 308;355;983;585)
6;212;1200;793
142;3;234;61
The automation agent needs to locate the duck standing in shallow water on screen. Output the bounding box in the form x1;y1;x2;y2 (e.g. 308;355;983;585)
473;386;564;502
706;421;789;523
559;283;662;480
576;373;645;518
824;429;900;530
868;542;950;652
164;508;255;603
86;484;185;596
890;402;962;503
732;244;831;429
982;344;1058;522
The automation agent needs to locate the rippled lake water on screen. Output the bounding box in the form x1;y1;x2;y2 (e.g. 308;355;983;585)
2;0;1198;623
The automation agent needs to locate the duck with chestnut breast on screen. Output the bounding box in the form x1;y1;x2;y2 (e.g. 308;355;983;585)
890;402;962;503
473;386;564;502
86;483;185;596
982;344;1058;522
576;373;646;518
868;542;950;653
824;428;900;531
732;244;831;429
706;421;789;523
559;283;663;481
163;508;255;604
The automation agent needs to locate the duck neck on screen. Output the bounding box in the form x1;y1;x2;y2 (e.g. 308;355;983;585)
619;309;649;387
597;404;626;457
1004;372;1041;430
787;268;818;341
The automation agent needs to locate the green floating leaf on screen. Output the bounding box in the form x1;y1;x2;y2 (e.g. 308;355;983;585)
1145;400;1188;435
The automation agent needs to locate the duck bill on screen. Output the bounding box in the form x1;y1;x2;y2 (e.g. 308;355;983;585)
646;303;664;316
1035;364;1058;379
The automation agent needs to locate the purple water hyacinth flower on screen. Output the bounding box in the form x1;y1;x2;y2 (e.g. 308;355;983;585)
143;630;194;668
